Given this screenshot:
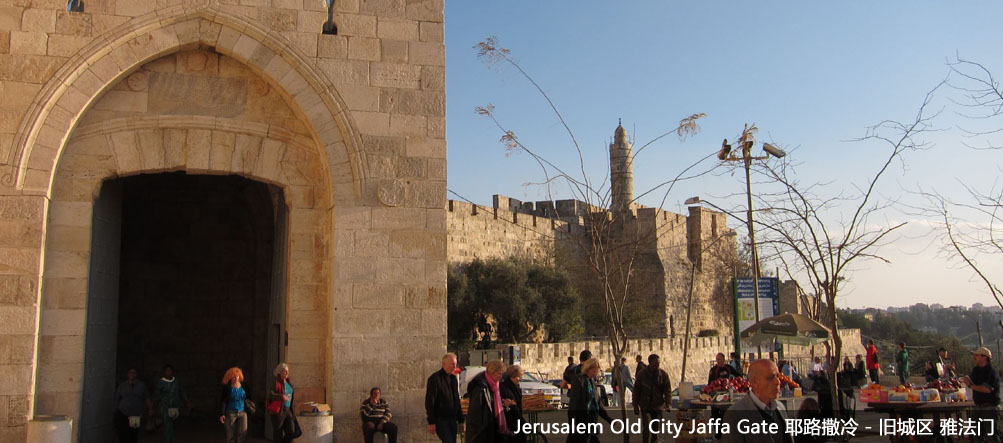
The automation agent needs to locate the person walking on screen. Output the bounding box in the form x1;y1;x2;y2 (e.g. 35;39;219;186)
865;340;880;384
567;358;613;443
563;350;592;420
361;387;398;443
963;347;1000;443
153;364;191;443
499;365;525;443
560;356;575;388
635;355;647;380
266;363;297;443
425;353;464;443
219;367;249;443
617;357;634;404
633;354;671;443
895;343;910;386
465;359;508;443
115;368;153;443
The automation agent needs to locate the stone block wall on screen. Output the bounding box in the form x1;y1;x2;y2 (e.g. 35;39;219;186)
447;195;738;340
446;198;564;264
472;328;864;389
472;336;738;388
0;1;446;441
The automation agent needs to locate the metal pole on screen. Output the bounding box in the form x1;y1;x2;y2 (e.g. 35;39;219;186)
743;143;763;358
978;321;984;348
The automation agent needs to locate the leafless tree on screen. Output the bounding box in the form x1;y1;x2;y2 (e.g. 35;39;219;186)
474;36;728;435
919;185;1003;309
744;84;943;414
913;57;1003;308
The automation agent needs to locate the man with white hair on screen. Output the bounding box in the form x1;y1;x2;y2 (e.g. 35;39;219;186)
425;353;465;443
721;359;793;443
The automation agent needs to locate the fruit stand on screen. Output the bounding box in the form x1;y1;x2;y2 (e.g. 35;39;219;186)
861;381;974;443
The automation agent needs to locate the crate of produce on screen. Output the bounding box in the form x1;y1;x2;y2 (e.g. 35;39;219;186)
859;388;888;403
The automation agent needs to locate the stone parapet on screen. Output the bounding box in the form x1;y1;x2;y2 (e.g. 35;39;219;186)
470;327;865;390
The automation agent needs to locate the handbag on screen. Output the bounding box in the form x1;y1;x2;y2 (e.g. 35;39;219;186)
244;399;257;415
266;381;283;415
291;415;303;439
266;398;282;415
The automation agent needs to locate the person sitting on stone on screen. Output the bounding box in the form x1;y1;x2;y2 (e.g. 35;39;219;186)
361;387;398;443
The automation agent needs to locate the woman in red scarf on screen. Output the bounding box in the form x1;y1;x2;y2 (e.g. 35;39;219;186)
466;359;509;442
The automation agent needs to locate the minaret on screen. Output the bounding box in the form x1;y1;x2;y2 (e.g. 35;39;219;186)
610;121;634;210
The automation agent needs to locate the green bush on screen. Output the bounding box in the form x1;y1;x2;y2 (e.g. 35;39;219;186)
448;257;584;351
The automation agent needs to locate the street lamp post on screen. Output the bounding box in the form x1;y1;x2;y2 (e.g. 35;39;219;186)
711;124;786;358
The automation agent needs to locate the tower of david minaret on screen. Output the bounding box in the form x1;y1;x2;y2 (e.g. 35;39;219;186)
610;122;634;210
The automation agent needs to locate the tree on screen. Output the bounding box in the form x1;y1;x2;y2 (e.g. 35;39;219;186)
746;85;943;414
473;36;726;438
447;257;583;351
915;58;1003;308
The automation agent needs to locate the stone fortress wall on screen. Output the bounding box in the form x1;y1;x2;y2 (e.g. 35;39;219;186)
471;327;865;389
447;191;737;338
446;196;566;264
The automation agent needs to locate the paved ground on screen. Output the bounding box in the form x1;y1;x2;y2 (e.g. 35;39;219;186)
132;396;970;442
136;419;270;443
524;399;892;443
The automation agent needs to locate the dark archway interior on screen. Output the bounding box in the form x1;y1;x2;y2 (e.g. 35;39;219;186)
114;173;277;413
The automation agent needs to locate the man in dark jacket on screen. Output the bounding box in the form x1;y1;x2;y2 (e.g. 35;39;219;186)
633;354;671;443
721;359;793;443
426;353;464;443
563;350;592;420
635;355;647;380
709;352;742;384
562;350;592;389
963;347;1000;443
466;361;506;443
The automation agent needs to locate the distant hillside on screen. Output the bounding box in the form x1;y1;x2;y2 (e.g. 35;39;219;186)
839;308;983;376
886;305;1003;346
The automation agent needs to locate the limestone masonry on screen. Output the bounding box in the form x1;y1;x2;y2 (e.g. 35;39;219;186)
0;1;445;441
447;128;739;339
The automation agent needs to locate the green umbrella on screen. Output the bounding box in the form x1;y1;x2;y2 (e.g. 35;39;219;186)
741;313;831;347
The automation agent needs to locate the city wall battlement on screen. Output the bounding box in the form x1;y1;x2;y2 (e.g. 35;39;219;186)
447;194;731;265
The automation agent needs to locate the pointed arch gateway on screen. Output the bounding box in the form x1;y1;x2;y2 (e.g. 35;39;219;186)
23;6;368;441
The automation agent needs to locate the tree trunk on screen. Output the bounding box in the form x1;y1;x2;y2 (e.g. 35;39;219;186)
827;292;843;417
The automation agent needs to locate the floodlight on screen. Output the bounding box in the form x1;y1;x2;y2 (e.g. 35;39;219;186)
763;143;786;158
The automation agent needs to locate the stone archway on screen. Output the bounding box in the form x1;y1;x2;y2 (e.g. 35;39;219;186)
8;5;368;198
27;12;351;439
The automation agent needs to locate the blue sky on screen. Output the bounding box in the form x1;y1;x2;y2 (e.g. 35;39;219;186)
443;1;1003;309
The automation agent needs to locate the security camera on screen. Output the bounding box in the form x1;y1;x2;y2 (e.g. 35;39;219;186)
763;143;786;158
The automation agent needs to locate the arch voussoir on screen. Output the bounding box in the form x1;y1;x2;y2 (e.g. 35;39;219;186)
13;6;364;201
